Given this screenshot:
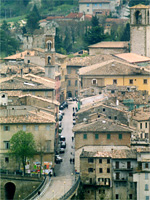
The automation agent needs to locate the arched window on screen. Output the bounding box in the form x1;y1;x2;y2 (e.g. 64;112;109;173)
46;40;52;50
48;56;51;64
135;10;142;24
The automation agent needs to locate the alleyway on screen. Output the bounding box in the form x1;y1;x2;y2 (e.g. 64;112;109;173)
37;101;77;200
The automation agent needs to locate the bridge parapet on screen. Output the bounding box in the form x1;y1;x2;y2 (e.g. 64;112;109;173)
59;175;80;200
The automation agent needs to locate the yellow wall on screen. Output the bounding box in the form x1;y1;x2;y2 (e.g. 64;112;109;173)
104;75;150;94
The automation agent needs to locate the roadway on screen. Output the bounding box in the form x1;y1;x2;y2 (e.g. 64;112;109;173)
36;101;77;200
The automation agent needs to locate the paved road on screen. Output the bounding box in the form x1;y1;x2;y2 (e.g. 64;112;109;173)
38;101;77;200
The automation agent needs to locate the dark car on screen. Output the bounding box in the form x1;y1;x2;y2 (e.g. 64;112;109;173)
55;155;63;164
59;148;65;154
15;170;23;175
60;135;66;141
61;141;66;148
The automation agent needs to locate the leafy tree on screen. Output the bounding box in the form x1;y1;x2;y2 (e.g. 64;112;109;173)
26;5;40;34
63;27;72;53
0;29;20;57
10;130;36;175
1;20;10;33
120;23;130;41
91;15;99;27
129;0;149;7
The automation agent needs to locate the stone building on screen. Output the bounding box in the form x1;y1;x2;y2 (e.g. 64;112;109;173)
80;148;137;200
73;118;132;172
88;42;129;56
0;76;56;100
130;106;150;141
133;148;150;200
76;101;130;125
0;108;56;172
78;59;150;95
130;4;150;57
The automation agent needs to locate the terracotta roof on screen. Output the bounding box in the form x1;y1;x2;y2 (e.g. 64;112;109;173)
132;108;150;121
0;112;55;124
114;53;150;64
4;50;35;60
39;19;47;23
19;94;60;106
136;147;150;153
65;13;83;19
46;16;65;20
23;74;55;89
88;41;129;48
105;18;128;23
80;149;137;159
130;4;150;9
79;59;150;76
73;118;131;133
66;54;116;66
79;0;110;3
0;76;53;90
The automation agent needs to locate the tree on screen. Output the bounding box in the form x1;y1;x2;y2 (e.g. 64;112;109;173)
120;23;130;41
84;15;107;46
1;20;11;33
26;5;40;34
10;130;36;175
129;0;149;7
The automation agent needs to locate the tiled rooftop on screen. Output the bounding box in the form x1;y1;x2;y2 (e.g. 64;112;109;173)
80;149;137;159
114;53;150;63
19;94;60;106
0;112;55;124
88;41;129;48
79;59;150;76
130;4;150;9
4;50;35;60
73;118;131;133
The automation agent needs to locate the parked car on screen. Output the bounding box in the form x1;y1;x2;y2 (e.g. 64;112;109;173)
59;148;65;154
59;114;63;121
61;141;66;148
59;110;64;115
59;121;62;127
55;155;63;164
60;135;66;141
73;119;76;125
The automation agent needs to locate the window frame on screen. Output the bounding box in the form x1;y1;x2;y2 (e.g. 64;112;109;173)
107;134;111;139
143;79;148;84
129;79;133;84
83;134;87;139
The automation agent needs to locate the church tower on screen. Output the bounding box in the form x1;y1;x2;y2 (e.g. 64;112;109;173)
130;4;150;57
44;22;58;79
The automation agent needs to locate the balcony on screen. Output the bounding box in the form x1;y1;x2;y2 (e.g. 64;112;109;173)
113;177;127;182
113;167;133;171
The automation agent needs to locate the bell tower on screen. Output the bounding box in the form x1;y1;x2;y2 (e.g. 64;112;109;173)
130;4;150;57
44;21;58;79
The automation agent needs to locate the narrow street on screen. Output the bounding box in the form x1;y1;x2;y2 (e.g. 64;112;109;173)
38;101;77;200
55;101;76;176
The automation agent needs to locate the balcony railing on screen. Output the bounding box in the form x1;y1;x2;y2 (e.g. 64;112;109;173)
113;167;133;171
113;177;127;181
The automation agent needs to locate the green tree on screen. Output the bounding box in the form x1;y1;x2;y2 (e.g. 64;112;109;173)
84;15;106;46
26;5;40;34
91;15;99;27
129;0;149;7
10;130;36;175
0;29;20;57
63;27;72;53
1;20;11;33
120;23;130;41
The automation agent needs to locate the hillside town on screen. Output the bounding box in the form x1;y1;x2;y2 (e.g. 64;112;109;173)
0;0;150;200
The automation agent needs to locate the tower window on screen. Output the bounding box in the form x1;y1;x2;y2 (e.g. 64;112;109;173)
135;10;142;24
48;56;51;64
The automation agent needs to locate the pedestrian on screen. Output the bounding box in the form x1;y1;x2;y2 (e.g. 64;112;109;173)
75;107;78;112
72;136;74;142
70;158;72;163
73;158;75;164
73;107;74;112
